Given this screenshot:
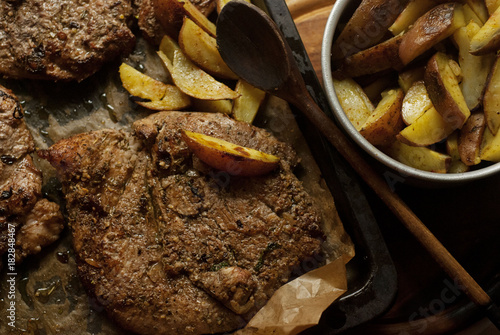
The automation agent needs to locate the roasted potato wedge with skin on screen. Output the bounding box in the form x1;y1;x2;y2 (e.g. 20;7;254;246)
389;0;438;36
181;129;280;176
424;52;470;130
446;131;470;173
333;77;374;130
470;6;500;55
385;140;451;173
480;125;500;161
331;0;405;61
158;36;239;100
336;34;404;78
401;80;433;125
179;17;237;79
482;55;500;135
397;107;455;147
399;3;465;66
232;80;266;124
119;63;168;101
359;88;404;146
458;112;486;165
454;22;496;111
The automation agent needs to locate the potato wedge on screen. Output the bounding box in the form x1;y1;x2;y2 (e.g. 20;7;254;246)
485;0;500;15
399;3;465;66
181;129;280;176
385;140;451;173
397;107;455;146
424;52;470;129
388;0;437;36
465;0;489;24
136;85;191;111
331;0;405;61
119;63;191;111
480;124;500;161
359;88;404;146
363;75;396;103
119;63;168;101
446;131;470;173
137;96;191;111
333;78;374;130
192;99;233;114
179;17;237;79
458;112;486;165
462;4;484;26
470;6;500;55
336;34;404;78
454;22;495;111
482;55;500;135
180;0;217;37
232;80;266;124
158;36;239;100
398;66;425;93
401;80;433;125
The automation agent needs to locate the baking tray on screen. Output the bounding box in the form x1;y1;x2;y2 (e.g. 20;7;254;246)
0;1;397;333
260;1;398;333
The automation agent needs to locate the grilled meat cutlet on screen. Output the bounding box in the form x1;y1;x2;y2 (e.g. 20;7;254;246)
0;84;64;267
40;111;325;335
0;0;135;81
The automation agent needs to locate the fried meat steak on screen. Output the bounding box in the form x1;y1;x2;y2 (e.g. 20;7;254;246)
0;0;136;81
40;112;325;335
0;85;64;267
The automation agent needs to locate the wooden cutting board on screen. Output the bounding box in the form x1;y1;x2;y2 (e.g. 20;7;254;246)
285;0;334;84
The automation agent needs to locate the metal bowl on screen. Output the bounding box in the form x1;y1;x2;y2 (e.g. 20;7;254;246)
321;0;500;186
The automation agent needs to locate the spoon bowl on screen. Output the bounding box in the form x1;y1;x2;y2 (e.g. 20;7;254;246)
216;2;289;93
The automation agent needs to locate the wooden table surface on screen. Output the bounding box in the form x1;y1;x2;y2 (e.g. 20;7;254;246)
284;1;500;334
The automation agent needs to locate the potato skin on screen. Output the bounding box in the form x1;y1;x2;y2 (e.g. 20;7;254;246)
336;34;404;78
181;130;280;177
459;112;486;165
399;3;465;65
483;54;500;134
359;88;405;146
424;52;470;130
331;0;405;61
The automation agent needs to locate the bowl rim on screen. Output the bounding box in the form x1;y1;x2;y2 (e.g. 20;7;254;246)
320;0;500;184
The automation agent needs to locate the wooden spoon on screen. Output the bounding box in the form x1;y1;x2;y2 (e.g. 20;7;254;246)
216;0;500;328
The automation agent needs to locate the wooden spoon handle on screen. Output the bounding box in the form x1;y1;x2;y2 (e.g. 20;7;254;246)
295;90;496;310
